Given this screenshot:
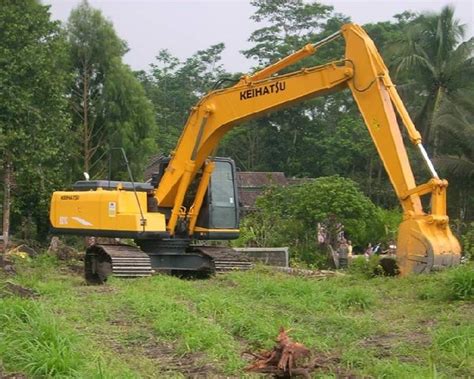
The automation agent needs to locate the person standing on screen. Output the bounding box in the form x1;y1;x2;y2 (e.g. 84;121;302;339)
338;239;349;268
364;243;373;261
347;240;353;258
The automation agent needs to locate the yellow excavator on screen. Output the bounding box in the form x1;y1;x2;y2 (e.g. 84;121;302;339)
50;24;461;283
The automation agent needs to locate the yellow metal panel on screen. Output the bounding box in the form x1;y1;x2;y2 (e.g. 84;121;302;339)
156;63;352;207
50;190;166;233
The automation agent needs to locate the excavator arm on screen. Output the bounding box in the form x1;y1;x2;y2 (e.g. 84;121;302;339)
156;23;461;275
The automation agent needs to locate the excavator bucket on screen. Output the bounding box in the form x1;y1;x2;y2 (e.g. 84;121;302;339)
397;218;461;275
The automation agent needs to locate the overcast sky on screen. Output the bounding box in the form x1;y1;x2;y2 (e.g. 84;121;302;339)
44;0;473;73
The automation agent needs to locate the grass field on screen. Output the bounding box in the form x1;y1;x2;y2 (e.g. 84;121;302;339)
0;255;473;378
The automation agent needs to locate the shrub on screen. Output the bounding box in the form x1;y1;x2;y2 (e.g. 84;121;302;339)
446;265;474;300
236;176;387;266
348;255;384;278
460;222;474;261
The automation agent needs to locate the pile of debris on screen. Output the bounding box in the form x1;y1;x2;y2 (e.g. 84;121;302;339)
273;267;343;279
244;327;343;378
0;254;16;275
47;236;82;261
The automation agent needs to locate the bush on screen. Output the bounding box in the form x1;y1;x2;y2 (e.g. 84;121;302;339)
460;222;474;261
236;176;387;266
446;265;474;300
348;255;385;278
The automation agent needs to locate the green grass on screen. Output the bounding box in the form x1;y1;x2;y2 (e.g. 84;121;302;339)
1;256;473;377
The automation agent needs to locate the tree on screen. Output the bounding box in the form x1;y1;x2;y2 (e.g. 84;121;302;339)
0;0;71;245
140;44;228;155
243;0;346;65
221;1;350;175
67;1;156;179
388;6;474;226
433;93;474;225
391;6;474;155
234;176;386;266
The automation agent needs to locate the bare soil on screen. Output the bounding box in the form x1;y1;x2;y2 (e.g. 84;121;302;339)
0;372;27;379
105;312;224;378
0;282;38;299
359;331;430;360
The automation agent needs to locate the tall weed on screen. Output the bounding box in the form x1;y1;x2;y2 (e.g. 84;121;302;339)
0;299;83;377
446;264;474;300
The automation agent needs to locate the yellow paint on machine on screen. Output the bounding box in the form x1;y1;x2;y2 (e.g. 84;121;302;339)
50;189;166;233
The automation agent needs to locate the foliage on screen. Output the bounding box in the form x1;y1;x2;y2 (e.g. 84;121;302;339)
391;6;474;153
434;94;474;223
389;5;474;224
0;0;72;240
67;0;156;179
445;264;474;300
244;0;343;64
235;176;386;265
460;222;474;261
378;208;403;243
138;44;228;154
348;255;384;278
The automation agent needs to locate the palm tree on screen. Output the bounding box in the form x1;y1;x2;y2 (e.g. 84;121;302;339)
434;93;474;178
433;93;474;224
392;5;474;155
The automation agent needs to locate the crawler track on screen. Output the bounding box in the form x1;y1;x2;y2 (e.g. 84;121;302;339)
84;242;253;284
194;246;254;272
85;244;152;284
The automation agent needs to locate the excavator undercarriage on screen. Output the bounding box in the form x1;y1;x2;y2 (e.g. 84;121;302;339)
84;240;253;284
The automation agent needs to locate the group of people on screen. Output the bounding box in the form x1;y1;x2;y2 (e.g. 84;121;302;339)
363;242;397;258
316;221;396;269
335;239;397;268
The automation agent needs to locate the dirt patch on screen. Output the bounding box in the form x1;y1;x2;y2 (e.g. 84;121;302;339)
274;267;343;279
58;262;84;276
359;331;430;359
419;318;438;328
107;329;221;377
76;284;118;293
0;256;16;275
0;282;39;299
143;340;219;378
0;372;27;379
457;303;474;319
103;312;224;378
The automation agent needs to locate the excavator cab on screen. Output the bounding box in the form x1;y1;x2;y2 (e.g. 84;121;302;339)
148;156;240;240
194;158;240;239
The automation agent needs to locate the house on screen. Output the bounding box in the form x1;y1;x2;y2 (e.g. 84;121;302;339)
236;172;288;213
